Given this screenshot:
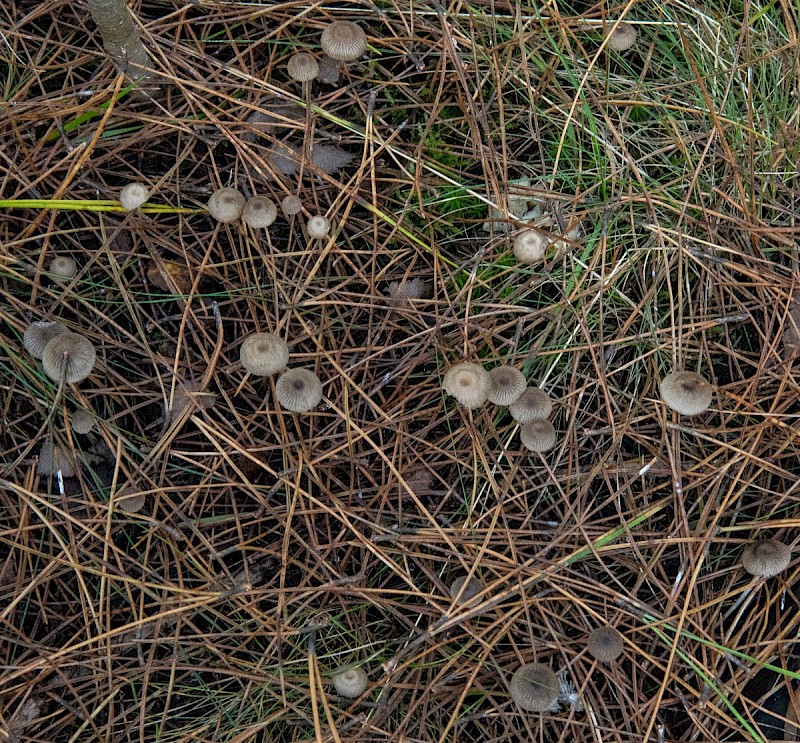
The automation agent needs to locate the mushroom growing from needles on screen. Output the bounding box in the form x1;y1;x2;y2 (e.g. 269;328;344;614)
281;195;303;216
275;368;323;412
487;365;526;405
41;332;96;384
307;215;331;240
512;229;549;264
37;440;76;478
23;321;68;359
740;539;791;578
320;20;367;62
49;256;77;280
332;665;368;698
587;625;625;662
520;419;557;452
70;409;95;434
207;187;246;223
240;332;289;376
659;371;713;416
508;386;553;423
119;182;150;211
509;663;560;712
242;196;278;229
605;21;638;51
442;362;490;409
287;52;319;82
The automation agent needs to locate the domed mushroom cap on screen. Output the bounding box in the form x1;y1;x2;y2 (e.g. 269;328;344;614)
605;21;638;51
276;368;323;412
741;539;791;578
443;362;490;409
208;187;246;223
70;409;95;434
512;229;549;264
307;215;331;239
520;419;557;452
23;321;68;359
37;440;76;478
659;371;713;416
587;625;624;662
240;332;289;376
320;21;367;61
488;365;526;405
242;196;278;229
49;256;77;280
42;332;96;384
115;485;147;514
509;662;560;712
281;195;303;216
119;182;151;211
332;665;368;698
509;386;553;423
448;575;484;604
287;52;319;82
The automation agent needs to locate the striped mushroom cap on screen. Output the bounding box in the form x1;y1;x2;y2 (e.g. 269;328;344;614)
487;365;526;405
275;368;323;412
740;539;791;578
509;386;553;423
208;187;246;223
605;21;638;51
42;332;96;384
23;321;68;359
587;626;624;662
509;663;560;712
443;362;490;409
240;332;288;376
659;371;713;416
520;420;557;452
320;21;367;61
287;52;319;82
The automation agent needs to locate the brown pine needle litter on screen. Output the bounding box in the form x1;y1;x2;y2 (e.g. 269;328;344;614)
1;1;799;741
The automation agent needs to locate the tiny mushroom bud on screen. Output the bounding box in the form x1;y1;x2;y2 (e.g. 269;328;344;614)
307;215;331;239
512;229;550;264
332;665;368;698
448;575;485;605
281;195;303;216
119;182;151;211
49;256;77;280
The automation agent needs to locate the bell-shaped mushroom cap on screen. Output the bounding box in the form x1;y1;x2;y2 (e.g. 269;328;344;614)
605;21;638;51
37;440;76;478
240;332;289;376
509;662;560;712
448;575;484;605
49;256;77;280
281;195;303;216
307;215;331;239
587;625;624;662
332;665;368;698
509;386;553;423
287;51;319;81
115;485;147;514
443;362;490;409
276;368;323;412
70;409;95;434
119;182;151;211
520;419;557;452
659;371;713;416
512;229;549;264
740;539;792;578
23;320;68;359
207;187;246;223
242;196;278;229
42;332;96;384
488;365;526;405
320;20;367;61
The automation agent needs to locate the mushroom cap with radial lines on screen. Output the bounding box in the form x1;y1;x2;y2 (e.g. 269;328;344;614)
281;195;303;216
49;256;77;280
487;365;526;405
70;409;95;434
605;21;638;51
23;321;68;359
587;625;624;662
119;182;150;211
509;663;560;712
320;21;367;61
287;52;319;81
307;215;331;239
207;187;246;223
276;368;323;412
512;229;549;264
740;539;791;577
508;386;553;423
240;332;288;376
242;196;277;228
332;665;368;697
42;332;96;384
442;362;490;408
520;419;557;452
659;371;713;415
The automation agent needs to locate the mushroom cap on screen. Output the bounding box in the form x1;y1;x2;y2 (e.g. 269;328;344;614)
740;539;791;578
307;215;331;239
70;409;95;434
119;182;151;211
23;321;68;359
281;195;303;216
509;662;560;712
520;419;557;452
240;332;289;376
587;625;624;662
659;371;713;416
242;196;278;229
488;365;527;405
37;440;76;478
512;229;549;264
287;51;319;81
509;386;553;423
332;665;368;697
49;256;78;280
41;332;96;384
443;362;490;409
208;187;246;223
605;21;638;51
320;20;367;61
115;485;147;514
448;575;485;604
276;368;323;412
